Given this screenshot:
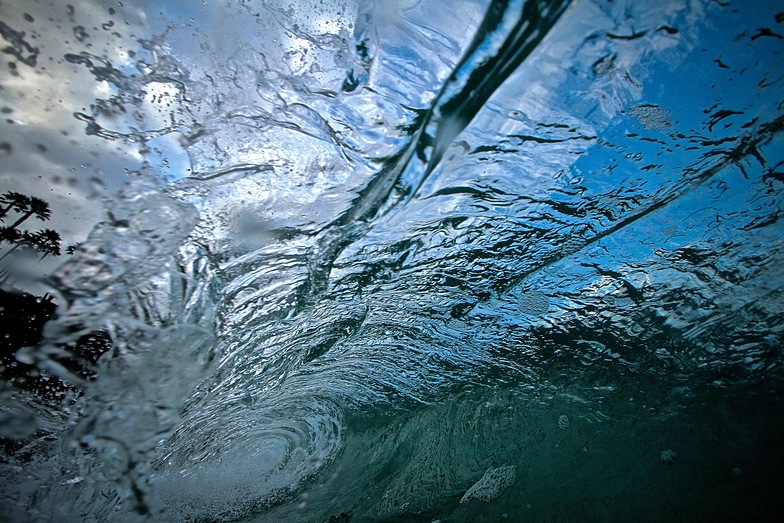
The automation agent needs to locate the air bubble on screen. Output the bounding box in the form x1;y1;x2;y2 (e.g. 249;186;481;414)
660;449;677;464
628;104;672;131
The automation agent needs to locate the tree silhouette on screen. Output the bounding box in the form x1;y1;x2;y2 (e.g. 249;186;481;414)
30;229;62;259
0;228;63;266
0;227;34;263
0;194;62;283
0;225;22;243
7;196;51;229
0;191;31;220
0;191;110;430
0;192;105;406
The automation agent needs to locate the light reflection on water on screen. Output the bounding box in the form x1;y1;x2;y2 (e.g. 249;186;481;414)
0;0;783;521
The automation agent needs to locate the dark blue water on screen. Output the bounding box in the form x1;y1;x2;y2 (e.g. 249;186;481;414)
0;0;783;521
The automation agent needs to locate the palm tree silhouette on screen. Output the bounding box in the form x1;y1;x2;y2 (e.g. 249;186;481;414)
30;229;62;259
0;228;35;262
0;226;21;243
0;191;32;220
7;196;51;229
0;194;61;280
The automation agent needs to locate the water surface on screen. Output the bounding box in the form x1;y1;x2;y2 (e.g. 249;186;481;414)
0;0;783;521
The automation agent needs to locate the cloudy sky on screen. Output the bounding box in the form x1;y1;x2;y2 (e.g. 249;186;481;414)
0;0;153;285
0;0;472;290
5;0;777;294
0;0;405;287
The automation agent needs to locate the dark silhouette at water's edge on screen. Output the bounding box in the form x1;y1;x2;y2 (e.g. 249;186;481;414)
1;285;110;455
0;285;57;386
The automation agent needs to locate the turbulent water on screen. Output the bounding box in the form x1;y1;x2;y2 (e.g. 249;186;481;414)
1;0;784;521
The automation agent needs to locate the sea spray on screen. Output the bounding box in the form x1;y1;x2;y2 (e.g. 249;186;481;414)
40;182;218;517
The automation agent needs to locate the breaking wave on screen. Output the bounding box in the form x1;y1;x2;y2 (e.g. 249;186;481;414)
1;0;783;521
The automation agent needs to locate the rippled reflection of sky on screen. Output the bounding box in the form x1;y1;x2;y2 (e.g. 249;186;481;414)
0;0;358;283
1;0;782;288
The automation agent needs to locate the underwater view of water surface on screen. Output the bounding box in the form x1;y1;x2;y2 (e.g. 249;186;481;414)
0;0;783;521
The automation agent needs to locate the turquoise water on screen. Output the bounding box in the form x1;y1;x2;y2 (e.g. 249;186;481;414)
1;0;783;521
